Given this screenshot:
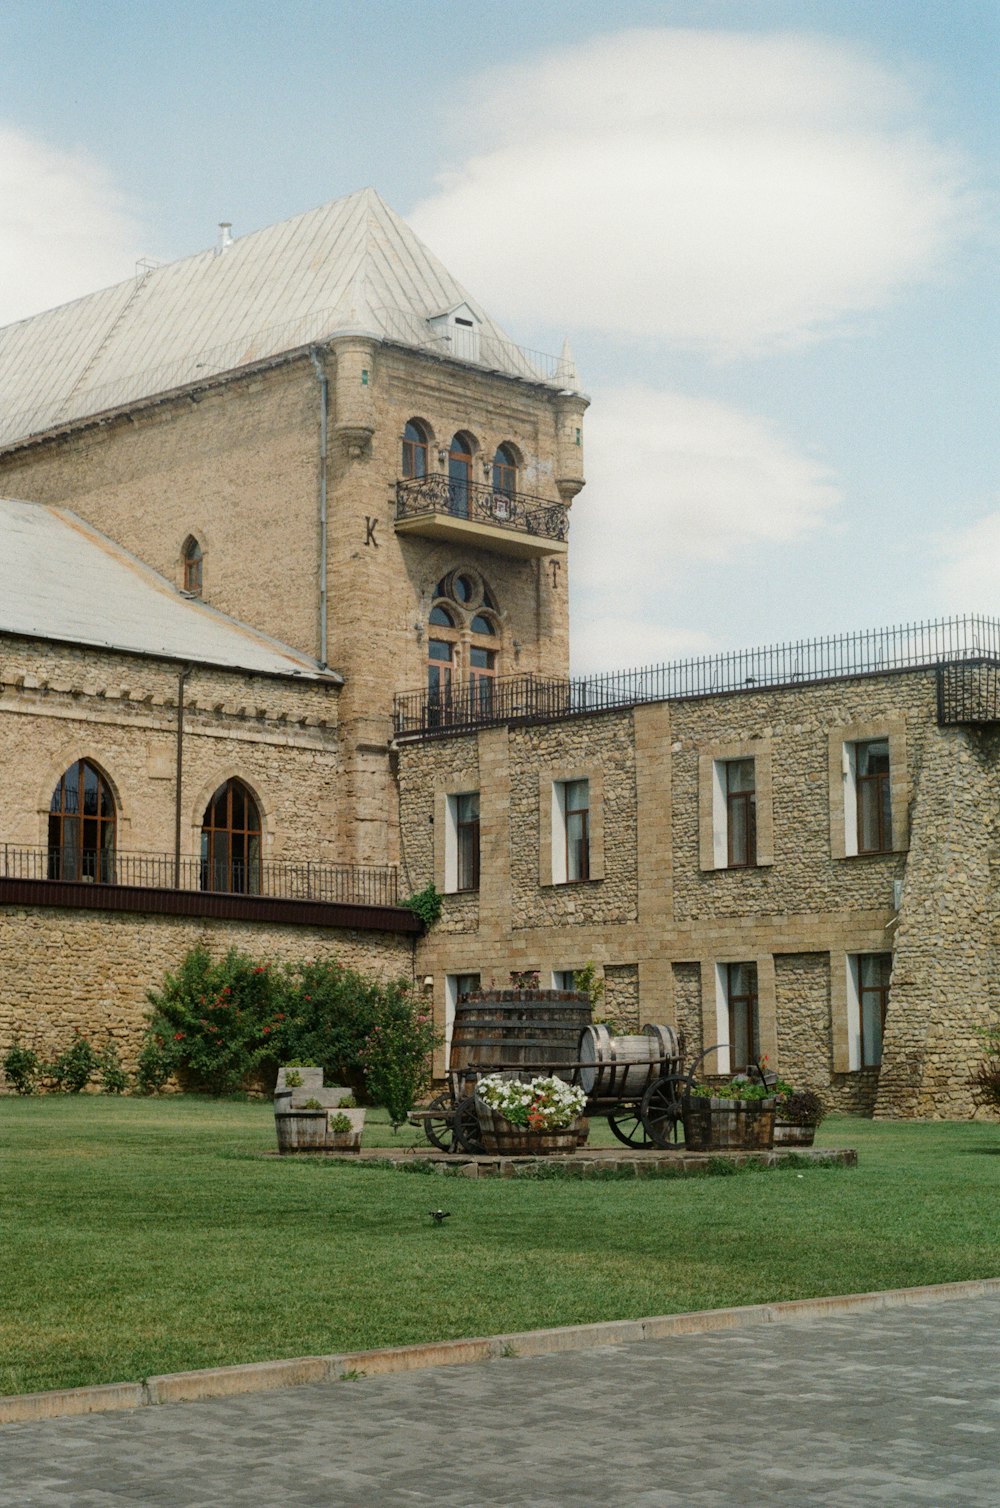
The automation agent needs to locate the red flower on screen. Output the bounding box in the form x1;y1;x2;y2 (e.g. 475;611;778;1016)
174;1032;185;1041
262;1026;271;1035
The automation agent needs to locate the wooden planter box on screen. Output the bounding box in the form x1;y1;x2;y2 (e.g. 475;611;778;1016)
274;1104;365;1154
682;1096;776;1152
773;1120;817;1147
475;1099;583;1155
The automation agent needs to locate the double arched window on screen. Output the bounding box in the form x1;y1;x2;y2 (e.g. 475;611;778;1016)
492;444;517;498
48;759;116;882
427;571;500;717
201;779;262;894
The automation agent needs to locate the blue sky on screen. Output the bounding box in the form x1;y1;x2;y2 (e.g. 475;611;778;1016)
1;0;997;672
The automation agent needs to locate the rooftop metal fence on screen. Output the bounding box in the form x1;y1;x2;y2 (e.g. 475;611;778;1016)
0;845;399;908
394;615;1000;739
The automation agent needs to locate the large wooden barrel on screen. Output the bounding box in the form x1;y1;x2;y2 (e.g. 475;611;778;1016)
450;989;591;1095
578;1023;681;1102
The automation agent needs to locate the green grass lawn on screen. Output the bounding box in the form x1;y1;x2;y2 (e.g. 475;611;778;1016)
2;1096;998;1397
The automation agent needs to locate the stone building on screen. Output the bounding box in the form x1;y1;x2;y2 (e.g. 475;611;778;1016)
396;632;1000;1119
1;186;995;1117
0;188;584;1074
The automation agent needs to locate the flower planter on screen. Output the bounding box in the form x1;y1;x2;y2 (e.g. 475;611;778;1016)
773;1120;816;1147
681;1096;776;1152
474;1098;583;1155
273;1100;366;1154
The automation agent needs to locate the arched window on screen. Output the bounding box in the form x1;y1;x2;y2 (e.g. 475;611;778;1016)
448;433;474;518
48;759;116;882
492;443;517;499
402;420;429;480
183;536;203;597
201;779;261;894
427;571;500;719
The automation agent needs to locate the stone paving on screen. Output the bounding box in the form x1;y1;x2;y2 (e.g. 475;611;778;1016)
1;1294;998;1506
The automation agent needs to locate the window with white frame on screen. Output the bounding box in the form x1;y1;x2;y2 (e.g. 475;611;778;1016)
552;969;577;992
711;758;757;868
846;953;892;1068
445;972;480;1061
553;778;590;884
715;961;759;1073
444;791;480;892
844;739;892;856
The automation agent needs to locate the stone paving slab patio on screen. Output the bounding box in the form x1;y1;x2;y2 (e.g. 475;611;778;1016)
268;1144;858;1176
1;1291;997;1506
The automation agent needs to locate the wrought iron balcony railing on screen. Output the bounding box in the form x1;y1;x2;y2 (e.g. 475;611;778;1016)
395;474;569;546
0;845;399;908
394;615;1000;739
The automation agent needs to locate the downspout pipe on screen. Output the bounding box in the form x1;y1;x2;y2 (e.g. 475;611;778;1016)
174;663;193;889
309;347;329;668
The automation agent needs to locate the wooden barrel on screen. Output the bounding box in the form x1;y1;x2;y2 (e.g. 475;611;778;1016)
578;1022;681;1102
450;989;591;1096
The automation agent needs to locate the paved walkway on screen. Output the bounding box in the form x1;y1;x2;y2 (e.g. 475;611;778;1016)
2;1295;998;1506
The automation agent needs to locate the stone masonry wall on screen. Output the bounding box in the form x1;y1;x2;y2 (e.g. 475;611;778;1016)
0;636;342;865
0;904;415;1085
399;666;1000;1117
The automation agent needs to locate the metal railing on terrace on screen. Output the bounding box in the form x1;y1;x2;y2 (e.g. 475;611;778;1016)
393;615;1000;739
395;474;569;544
0;846;399;908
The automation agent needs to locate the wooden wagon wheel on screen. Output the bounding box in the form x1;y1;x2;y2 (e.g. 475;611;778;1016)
422;1092;458;1152
640;1073;694;1148
452;1095;486;1154
606;1103;656;1148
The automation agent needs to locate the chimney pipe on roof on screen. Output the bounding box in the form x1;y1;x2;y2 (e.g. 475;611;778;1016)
215;222;233;256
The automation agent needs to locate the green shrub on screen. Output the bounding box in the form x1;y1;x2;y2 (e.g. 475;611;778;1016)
401;883;442;928
50;1036;99;1093
135;1033;178;1095
144;947;281;1095
98;1040;130;1095
276;960;418;1095
360;997;440;1131
3;1042;42;1095
329;1112;352;1132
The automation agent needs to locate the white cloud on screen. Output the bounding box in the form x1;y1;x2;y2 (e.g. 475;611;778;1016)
934;510;1000;614
574;384;839;587
0;127;145;325
411;29;973;358
567;384;839;671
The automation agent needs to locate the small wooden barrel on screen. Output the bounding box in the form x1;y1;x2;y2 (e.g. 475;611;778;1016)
578;1023;681;1102
450;989;591;1097
682;1097;776;1152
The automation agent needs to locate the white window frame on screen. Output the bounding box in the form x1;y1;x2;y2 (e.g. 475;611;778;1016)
445;972;480;1064
444;791;479;893
551;778;589;885
551;969;578;992
845;953;891;1070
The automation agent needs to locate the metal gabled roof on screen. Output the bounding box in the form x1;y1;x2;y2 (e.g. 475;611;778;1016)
0;496;339;681
0;188;563;450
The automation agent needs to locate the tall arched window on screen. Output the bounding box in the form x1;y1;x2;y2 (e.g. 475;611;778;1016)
402;420;429;479
183;536;204;597
48;759;116;882
201;779;261;894
492;443;517;499
448;433;474;518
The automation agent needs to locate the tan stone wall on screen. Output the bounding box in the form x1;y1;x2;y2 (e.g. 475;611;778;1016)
0;636;341;863
400;667;1000;1118
0;904;414;1084
0;340;581;871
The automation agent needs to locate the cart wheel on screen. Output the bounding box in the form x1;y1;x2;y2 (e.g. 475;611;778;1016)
640;1074;692;1148
423;1092;458;1152
453;1095;486;1154
606;1105;655;1148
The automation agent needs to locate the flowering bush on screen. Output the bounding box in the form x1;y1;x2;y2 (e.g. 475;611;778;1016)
476;1074;586;1131
360;1000;439;1131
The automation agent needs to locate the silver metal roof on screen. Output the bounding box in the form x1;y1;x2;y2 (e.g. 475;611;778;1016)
0;496;338;680
0;189;573;450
